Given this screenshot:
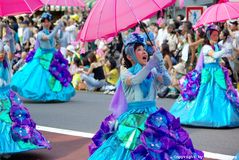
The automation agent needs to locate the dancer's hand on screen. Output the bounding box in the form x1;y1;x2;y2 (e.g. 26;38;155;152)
208;50;214;57
58;20;64;28
152;50;164;65
188;65;193;71
228;55;236;61
157;75;163;83
55;20;64;30
0;53;5;61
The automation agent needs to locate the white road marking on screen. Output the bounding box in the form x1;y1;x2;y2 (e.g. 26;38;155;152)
203;151;235;160
37;125;236;160
36;125;94;138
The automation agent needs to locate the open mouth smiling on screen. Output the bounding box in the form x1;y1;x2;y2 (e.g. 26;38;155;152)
142;55;148;61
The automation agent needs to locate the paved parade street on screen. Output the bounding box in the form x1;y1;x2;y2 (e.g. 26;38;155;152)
2;0;239;159
1;0;239;159
6;91;238;160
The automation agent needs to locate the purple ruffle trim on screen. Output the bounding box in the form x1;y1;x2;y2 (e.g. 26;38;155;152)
25;50;36;63
9;90;51;148
89;108;203;159
222;66;239;109
131;108;204;160
89;114;116;155
179;70;201;101
49;50;72;87
26;49;72;87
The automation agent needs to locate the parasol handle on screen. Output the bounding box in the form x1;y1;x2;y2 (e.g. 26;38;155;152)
126;0;155;48
139;21;154;47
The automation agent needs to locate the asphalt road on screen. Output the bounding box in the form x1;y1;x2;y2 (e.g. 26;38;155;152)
22;91;239;157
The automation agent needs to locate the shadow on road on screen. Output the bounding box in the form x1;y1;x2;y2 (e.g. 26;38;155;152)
9;131;91;160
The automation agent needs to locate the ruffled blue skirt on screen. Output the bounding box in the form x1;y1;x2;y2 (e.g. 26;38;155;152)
89;101;203;160
170;64;239;127
11;48;75;102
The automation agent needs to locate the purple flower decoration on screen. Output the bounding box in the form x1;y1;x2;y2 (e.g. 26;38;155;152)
91;130;106;148
30;129;51;148
49;50;72;87
131;108;204;160
132;145;155;160
88;143;98;156
221;66;239;109
25;50;36;63
134;128;187;160
140;128;166;151
10;105;31;124
179;69;201;101
188;70;200;81
9;90;50;149
11;124;31;142
179;76;188;91
89;114;116;155
146;108;176;131
172;128;192;147
222;66;233;86
167;146;204;160
9;90;16;98
226;87;239;108
100;114;116;133
165;146;193;160
227;87;238;102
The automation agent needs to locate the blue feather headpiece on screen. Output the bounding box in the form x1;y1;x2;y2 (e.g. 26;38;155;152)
125;33;145;47
41;12;53;21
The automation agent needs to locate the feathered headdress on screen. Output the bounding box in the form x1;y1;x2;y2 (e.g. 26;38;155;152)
41;12;53;22
124;33;146;63
125;33;145;47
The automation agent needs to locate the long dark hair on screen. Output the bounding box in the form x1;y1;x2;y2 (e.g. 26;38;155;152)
161;41;171;57
39;18;54;31
73;56;82;67
87;51;97;63
221;29;230;44
197;28;205;39
108;57;117;70
122;49;132;68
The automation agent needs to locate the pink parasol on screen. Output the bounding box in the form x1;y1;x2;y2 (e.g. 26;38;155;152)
42;0;85;8
0;0;43;17
194;0;239;29
79;0;176;42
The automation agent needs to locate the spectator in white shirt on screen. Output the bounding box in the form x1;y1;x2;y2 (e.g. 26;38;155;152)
155;18;167;48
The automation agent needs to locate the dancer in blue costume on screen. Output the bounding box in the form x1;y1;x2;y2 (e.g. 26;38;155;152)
88;33;204;160
170;25;239;128
11;12;75;101
0;40;50;155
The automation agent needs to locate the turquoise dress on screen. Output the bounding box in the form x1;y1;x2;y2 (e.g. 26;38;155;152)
170;45;239;128
88;64;203;160
11;28;75;101
0;58;50;154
